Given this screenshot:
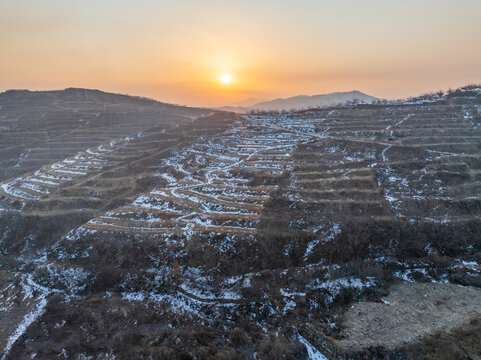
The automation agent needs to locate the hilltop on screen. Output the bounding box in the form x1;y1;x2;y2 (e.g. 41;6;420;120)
0;88;194;108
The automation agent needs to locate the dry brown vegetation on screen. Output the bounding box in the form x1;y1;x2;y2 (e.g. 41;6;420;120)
0;87;480;359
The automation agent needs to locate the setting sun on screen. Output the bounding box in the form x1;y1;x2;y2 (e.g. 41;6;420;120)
220;73;233;85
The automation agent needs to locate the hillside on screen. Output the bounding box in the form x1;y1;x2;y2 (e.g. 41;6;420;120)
0;88;209;183
0;86;480;359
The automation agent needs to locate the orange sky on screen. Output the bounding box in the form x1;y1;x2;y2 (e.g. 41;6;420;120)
1;0;481;106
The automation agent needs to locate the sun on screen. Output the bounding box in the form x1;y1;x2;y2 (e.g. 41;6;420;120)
220;73;233;85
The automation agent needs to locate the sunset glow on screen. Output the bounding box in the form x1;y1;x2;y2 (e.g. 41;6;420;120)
1;0;480;106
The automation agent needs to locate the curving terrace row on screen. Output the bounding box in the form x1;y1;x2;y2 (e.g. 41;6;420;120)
76;118;312;237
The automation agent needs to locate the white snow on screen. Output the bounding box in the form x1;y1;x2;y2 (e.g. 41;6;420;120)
2;297;47;360
381;145;391;162
297;334;328;360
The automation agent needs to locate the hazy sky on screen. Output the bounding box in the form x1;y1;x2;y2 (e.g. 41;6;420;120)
1;0;480;106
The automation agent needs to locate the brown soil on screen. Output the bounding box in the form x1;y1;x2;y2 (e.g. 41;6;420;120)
339;282;481;351
302;282;481;359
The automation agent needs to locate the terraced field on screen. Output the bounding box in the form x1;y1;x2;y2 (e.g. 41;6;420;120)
72;117;311;238
256;97;481;227
1;88;480;359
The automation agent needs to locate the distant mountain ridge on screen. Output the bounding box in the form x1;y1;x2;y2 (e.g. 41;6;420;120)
250;90;378;111
217;90;379;112
1;88;379;113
